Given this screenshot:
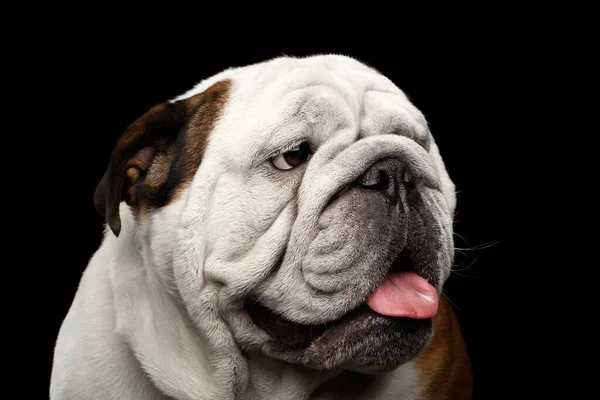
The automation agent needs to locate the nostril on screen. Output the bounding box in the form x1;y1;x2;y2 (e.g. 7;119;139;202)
357;165;387;188
363;169;389;191
354;158;413;205
377;170;389;188
403;170;416;190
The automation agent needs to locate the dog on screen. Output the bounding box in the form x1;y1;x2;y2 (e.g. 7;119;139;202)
51;54;472;399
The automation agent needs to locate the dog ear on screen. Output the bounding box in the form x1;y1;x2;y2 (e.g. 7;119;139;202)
94;80;231;237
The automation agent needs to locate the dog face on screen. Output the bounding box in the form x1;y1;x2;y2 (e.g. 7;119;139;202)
95;55;456;374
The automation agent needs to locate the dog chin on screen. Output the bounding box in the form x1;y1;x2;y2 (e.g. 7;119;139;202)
244;301;433;372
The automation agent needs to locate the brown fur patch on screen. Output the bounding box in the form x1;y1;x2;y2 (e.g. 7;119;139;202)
160;79;232;204
415;296;473;399
94;80;232;236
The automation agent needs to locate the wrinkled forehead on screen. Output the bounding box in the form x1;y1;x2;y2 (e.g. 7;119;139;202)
176;56;430;168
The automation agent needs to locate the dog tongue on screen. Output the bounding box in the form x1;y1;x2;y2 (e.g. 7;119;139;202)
367;271;439;319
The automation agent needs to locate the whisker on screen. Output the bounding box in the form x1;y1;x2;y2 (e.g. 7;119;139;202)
454;248;469;257
455;241;501;252
453;231;469;244
442;290;463;313
451;256;480;278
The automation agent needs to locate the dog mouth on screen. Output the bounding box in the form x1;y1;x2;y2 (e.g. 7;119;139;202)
244;301;372;349
244;250;438;350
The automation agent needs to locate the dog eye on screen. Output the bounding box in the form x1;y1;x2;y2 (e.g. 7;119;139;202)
271;142;312;170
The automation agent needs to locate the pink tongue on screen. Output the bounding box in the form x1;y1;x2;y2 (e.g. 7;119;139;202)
367;271;439;319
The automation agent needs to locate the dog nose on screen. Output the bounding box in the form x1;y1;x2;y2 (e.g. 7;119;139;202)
355;158;413;206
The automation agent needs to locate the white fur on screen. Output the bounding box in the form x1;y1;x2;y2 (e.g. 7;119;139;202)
51;54;456;399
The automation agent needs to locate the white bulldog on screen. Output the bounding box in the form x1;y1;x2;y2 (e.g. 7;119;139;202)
51;54;472;399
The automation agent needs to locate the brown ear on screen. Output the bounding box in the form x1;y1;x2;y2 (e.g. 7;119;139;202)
94;80;231;237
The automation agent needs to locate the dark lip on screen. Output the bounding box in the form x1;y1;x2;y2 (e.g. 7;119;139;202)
245;249;430;350
245;300;433;363
244;301;371;349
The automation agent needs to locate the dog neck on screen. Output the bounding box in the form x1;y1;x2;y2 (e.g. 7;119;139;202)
242;351;338;399
105;206;239;399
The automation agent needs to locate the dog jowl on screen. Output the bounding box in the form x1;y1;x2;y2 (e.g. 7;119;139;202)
51;55;472;400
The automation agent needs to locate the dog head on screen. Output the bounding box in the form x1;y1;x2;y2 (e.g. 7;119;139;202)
95;55;456;374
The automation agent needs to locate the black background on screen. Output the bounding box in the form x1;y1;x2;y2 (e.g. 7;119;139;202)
32;32;551;399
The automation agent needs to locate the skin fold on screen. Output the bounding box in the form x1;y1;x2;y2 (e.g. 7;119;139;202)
51;55;472;400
